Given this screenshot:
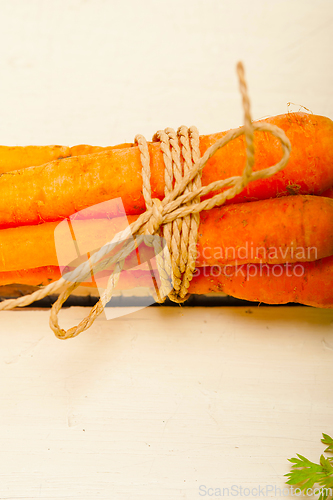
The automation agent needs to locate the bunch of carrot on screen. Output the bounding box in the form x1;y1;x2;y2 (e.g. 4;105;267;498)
1;111;333;308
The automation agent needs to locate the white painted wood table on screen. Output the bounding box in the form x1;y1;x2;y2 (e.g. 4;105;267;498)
1;306;333;499
0;0;332;498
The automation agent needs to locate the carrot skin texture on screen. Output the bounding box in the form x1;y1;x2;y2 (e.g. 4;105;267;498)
0;143;133;175
195;195;333;266
0;145;71;174
2;257;333;308
0;113;332;228
1;195;333;273
190;257;333;309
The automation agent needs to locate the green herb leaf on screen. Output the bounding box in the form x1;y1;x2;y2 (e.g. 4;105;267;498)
322;435;333;455
286;434;333;500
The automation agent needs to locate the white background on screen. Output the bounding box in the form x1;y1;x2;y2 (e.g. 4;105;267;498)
0;1;333;499
1;0;332;146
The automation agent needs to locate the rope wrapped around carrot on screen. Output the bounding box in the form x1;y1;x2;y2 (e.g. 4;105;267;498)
0;62;332;340
0;111;332;230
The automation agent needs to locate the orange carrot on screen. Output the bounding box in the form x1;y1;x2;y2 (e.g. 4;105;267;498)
321;186;333;198
190;257;333;308
2;256;333;308
0;266;62;287
1;195;333;273
0;143;134;175
0;113;332;228
69;143;133;157
0;145;70;174
195;195;333;266
0;266;147;290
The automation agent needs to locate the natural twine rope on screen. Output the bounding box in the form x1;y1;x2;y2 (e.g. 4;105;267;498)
0;62;291;339
136;124;201;302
